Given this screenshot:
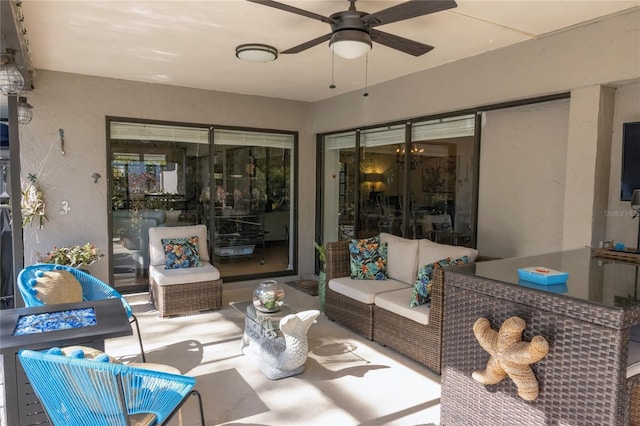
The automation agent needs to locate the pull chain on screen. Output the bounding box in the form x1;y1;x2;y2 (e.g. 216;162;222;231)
329;51;336;89
363;53;369;97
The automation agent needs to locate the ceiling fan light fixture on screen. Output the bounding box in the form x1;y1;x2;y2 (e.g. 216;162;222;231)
330;30;372;59
235;44;278;63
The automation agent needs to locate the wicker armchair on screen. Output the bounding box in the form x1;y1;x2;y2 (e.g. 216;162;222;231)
148;225;222;317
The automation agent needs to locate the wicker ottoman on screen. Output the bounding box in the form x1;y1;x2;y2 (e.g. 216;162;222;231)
149;264;222;317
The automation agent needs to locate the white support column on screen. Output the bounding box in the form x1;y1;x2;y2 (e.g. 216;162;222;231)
562;85;615;250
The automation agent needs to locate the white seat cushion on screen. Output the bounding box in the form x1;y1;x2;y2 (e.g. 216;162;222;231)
149;261;220;286
328;276;409;304
374;287;430;326
418;238;478;267
380;233;419;285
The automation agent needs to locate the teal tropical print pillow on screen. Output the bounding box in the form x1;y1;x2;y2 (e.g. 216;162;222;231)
410;255;468;307
349;239;388;280
162;236;202;269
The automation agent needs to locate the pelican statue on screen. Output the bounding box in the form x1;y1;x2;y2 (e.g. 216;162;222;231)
242;309;320;380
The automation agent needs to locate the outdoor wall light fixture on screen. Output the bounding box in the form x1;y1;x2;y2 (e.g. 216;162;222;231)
0;48;25;95
235;44;279;63
17;96;33;125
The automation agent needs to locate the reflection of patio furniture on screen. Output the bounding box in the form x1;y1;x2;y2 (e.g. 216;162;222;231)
215;212;266;263
418;213;454;240
148;224;222;317
113;209;166;277
425;229;471;246
378;195;402;235
339;224;354;240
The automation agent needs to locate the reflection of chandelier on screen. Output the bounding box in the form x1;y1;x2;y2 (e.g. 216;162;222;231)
396;145;424;169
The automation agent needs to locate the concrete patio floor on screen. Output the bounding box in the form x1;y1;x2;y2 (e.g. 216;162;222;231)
101;284;443;426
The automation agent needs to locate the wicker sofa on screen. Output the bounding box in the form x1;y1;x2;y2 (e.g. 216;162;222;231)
324;232;479;374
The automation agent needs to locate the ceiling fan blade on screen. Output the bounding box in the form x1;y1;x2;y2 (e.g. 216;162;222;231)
364;0;457;27
281;33;333;54
246;0;336;25
370;29;434;56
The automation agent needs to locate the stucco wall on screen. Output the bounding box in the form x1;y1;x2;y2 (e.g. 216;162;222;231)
477;100;569;258
18;72;314;284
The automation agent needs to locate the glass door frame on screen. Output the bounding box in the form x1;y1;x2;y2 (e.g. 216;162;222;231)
107;117;298;290
317;112;481;267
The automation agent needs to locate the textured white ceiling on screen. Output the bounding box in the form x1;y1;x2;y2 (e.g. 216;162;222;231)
12;0;640;102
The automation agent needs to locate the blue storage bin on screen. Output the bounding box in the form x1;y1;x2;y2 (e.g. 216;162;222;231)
518;280;568;293
517;267;569;285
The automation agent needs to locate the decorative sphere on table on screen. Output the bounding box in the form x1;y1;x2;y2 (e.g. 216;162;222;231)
253;280;285;312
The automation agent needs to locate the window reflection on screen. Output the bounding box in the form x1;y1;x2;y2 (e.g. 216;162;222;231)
109;121;296;292
322;114;477;248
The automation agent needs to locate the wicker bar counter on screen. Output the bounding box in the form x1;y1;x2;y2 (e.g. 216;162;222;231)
441;248;640;425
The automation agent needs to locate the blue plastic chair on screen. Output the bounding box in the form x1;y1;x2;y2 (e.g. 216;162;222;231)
17;263;146;362
18;348;204;425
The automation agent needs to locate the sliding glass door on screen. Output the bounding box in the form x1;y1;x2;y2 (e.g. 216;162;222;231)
320;114;477;248
108;120;296;292
211;130;294;279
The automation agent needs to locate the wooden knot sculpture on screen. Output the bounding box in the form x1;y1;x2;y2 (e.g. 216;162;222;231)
472;316;549;401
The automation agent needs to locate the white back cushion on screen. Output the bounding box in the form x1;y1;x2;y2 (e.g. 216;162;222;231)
380;233;419;285
148;224;210;266
418;239;478;267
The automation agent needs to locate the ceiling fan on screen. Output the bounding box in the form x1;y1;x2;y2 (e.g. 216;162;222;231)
247;0;457;59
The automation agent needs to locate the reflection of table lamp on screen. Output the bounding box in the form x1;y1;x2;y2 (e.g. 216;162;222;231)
632;189;640;251
364;173;383;191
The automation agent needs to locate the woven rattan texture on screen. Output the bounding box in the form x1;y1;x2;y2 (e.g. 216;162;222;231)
325;241;351;283
150;277;222;318
373;268;445;374
325;286;375;340
631;374;640;425
324;241;376;340
441;273;637;425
